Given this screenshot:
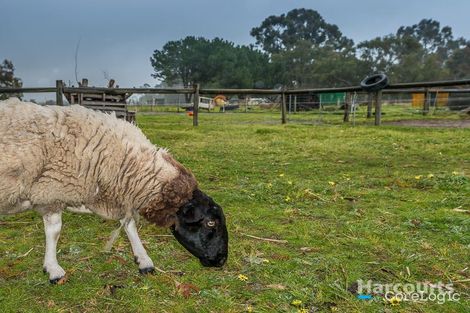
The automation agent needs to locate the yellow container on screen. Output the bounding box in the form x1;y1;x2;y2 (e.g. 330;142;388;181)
435;92;449;107
412;92;449;107
412;93;424;108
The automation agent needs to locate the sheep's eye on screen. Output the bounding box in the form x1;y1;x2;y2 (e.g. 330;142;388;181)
206;220;216;228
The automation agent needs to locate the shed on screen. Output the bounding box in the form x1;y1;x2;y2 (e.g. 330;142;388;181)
63;78;136;123
412;92;449;108
319;92;346;106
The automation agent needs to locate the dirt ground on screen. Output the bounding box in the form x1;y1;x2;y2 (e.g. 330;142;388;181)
384;119;470;128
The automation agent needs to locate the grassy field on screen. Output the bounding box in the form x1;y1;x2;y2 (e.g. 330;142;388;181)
0;112;469;312
129;104;467;129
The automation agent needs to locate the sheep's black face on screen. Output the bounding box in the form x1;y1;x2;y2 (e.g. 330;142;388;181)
170;189;228;267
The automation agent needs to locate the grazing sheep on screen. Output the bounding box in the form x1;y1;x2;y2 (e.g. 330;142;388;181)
0;98;228;283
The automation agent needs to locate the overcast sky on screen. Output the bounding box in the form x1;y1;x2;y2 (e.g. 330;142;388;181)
1;0;469;99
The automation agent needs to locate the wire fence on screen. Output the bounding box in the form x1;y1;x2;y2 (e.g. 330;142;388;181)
1;79;470;127
126;90;470;126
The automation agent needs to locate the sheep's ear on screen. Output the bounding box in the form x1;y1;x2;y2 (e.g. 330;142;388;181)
179;204;204;224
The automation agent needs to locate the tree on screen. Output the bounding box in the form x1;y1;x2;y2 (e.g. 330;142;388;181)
309;48;369;87
270;43;368;88
358;19;467;82
0;59;22;100
446;43;470;79
251;9;360;88
201;38;272;88
150;37;271;100
269;40;316;87
150;37;208;89
250;8;353;54
396;19;465;58
358;34;423;76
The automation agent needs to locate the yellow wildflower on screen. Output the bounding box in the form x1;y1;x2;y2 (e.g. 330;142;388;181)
389;296;401;306
285;196;291;202
237;274;248;281
427;173;434;178
414;175;422;180
291;299;302;307
328;181;336;186
288;181;293;185
279;173;285;177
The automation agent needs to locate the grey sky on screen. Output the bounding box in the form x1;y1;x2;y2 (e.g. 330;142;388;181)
1;0;469;98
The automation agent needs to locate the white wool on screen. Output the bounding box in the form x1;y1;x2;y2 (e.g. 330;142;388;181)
0;98;196;222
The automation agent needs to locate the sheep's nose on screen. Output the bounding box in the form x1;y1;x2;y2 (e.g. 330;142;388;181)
199;255;227;267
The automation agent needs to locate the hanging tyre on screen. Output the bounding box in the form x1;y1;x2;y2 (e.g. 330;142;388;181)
360;74;389;92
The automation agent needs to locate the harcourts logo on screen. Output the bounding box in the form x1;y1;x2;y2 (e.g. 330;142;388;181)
356;279;460;305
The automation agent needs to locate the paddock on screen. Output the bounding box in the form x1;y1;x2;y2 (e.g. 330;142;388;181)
0;111;468;312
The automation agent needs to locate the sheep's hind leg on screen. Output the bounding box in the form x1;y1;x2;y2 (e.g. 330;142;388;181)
42;212;66;284
121;217;155;274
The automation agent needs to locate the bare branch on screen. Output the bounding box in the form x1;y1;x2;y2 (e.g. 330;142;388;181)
74;37;81;84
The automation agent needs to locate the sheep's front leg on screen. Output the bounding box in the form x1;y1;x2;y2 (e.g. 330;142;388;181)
43;212;66;283
121;218;155;274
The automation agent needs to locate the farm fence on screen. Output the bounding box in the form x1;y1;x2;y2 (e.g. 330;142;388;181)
1;79;470;126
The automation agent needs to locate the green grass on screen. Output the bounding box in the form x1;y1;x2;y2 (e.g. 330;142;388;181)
0;112;469;312
129;103;467;125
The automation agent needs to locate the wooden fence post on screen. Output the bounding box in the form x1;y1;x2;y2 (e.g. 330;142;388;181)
374;90;382;126
288;94;292;114
367;92;373;118
56;80;64;106
281;90;287;124
423;88;430;115
193;83;200;126
343;92;350;122
177;95;180;113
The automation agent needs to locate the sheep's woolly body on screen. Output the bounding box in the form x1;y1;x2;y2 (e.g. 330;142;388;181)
0;98;197;226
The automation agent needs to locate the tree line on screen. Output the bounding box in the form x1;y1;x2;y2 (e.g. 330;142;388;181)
1;8;469;97
151;8;470;89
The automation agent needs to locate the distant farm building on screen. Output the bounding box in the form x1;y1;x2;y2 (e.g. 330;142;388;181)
64;78;135;123
412;92;449;107
290;92;346;110
412;91;470;111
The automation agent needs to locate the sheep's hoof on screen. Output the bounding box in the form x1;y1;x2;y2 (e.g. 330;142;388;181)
139;267;155;275
49;276;65;284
